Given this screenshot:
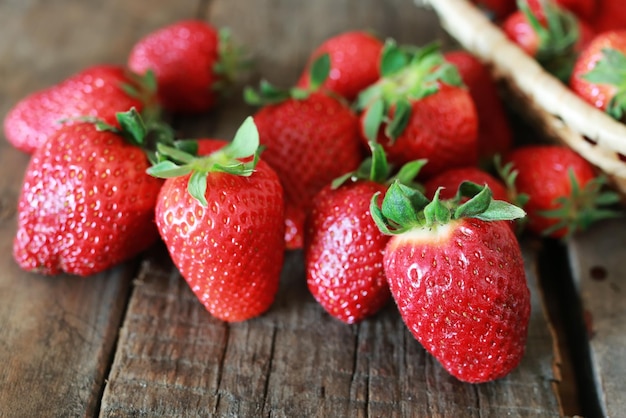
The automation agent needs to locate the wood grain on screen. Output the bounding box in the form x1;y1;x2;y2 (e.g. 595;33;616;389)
0;1;199;416
567;218;626;418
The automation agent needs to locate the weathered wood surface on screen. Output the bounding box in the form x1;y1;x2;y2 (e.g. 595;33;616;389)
567;218;626;418
1;0;621;416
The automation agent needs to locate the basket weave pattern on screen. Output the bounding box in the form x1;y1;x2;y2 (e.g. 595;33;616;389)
422;0;626;195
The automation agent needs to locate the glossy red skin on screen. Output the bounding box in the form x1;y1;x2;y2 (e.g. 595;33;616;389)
570;30;626;112
4;65;143;154
155;140;285;322
363;84;478;178
128;20;220;113
305;181;391;324
444;51;513;160
502;8;595;57
384;218;530;383
13;123;162;276
296;31;383;101
555;0;597;22
424;166;510;202
505;145;596;238
254;92;364;249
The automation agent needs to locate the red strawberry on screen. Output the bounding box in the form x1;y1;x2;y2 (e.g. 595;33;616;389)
371;181;529;383
128;20;243;113
591;0;626;33
245;59;364;249
503;145;620;238
357;42;478;178
3;65;149;154
502;0;594;81
13;110;163;276
150;118;285;322
570;30;626;120
554;0;597;22
296;30;384;101
424;166;510;202
444;51;513;161
305;144;425;323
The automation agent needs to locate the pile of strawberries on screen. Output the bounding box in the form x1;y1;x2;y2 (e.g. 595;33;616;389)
479;0;626;118
3;13;623;384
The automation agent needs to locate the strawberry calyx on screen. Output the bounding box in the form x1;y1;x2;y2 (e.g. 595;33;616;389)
537;170;622;238
87;107;176;157
332;141;426;189
147;116;261;206
518;0;580;81
370;180;525;235
121;69;162;123
581;48;626;120
355;41;463;143
244;54;332;105
212;28;252;95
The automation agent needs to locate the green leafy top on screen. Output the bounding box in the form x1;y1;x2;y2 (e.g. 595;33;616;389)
86;107;176;163
538;170;622;238
331;141;426;189
121;69;161;123
518;0;581;82
370;180;526;235
355;40;463;143
244;53;331;106
147;116;261;206
212;28;253;95
582;48;626;120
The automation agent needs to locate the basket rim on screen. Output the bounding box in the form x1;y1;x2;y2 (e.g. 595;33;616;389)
422;0;626;177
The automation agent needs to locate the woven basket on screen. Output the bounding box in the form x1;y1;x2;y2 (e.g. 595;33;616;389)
418;0;626;196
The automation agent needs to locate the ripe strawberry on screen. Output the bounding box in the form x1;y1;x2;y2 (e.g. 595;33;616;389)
503;145;620;238
357;42;478;178
554;0;596;23
570;30;626;120
245;56;364;249
444;51;513;161
128;20;244;113
370;181;529;383
424;166;510;202
149;117;285;322
3;65;151;154
305;143;425;323
296;30;384;101
13;110;164;276
502;0;594;81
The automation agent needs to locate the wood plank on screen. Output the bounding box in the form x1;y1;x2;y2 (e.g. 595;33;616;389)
100;2;562;415
101;245;561;416
0;0;200;416
567;218;626;417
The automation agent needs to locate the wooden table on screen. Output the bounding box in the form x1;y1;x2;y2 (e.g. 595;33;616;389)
1;1;624;416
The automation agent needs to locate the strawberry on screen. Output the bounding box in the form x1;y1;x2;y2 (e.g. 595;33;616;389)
245;55;364;249
570;30;626;120
370;181;529;383
305;143;425;324
357;42;478;178
149;117;285;322
3;65;152;154
591;0;626;33
424;166;510;202
296;30;384;101
502;0;595;81
13;110;164;276
555;0;597;23
128;20;245;113
444;51;513;161
503;145;620;238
